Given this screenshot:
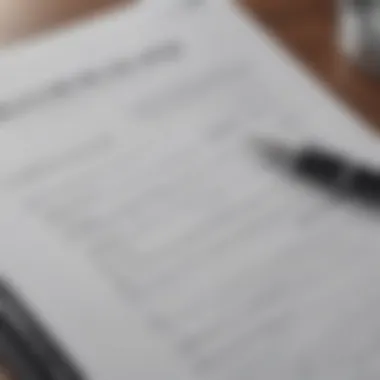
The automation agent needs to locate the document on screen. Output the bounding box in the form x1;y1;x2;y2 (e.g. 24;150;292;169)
0;1;380;379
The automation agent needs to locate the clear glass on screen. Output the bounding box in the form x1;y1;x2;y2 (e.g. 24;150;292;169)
338;0;380;75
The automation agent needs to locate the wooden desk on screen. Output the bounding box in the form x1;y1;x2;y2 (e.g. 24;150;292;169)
242;0;380;132
0;0;379;131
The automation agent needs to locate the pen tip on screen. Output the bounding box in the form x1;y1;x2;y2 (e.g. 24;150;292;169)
250;136;295;166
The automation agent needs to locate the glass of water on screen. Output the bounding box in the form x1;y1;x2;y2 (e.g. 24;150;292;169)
338;0;380;75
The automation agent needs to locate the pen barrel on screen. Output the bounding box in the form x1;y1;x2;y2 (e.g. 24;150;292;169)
346;166;380;201
337;0;380;76
295;149;380;202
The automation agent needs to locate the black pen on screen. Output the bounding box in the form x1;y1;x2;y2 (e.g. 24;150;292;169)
255;138;380;203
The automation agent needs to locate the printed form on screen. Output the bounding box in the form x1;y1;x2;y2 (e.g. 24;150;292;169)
0;1;380;379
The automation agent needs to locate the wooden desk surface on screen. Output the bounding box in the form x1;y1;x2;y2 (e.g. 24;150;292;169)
0;0;379;131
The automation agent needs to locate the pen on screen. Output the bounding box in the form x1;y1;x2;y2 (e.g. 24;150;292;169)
256;138;380;203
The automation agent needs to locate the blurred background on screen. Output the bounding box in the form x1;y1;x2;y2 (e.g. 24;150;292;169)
0;0;379;129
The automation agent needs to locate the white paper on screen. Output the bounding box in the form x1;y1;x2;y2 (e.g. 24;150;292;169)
0;1;380;379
